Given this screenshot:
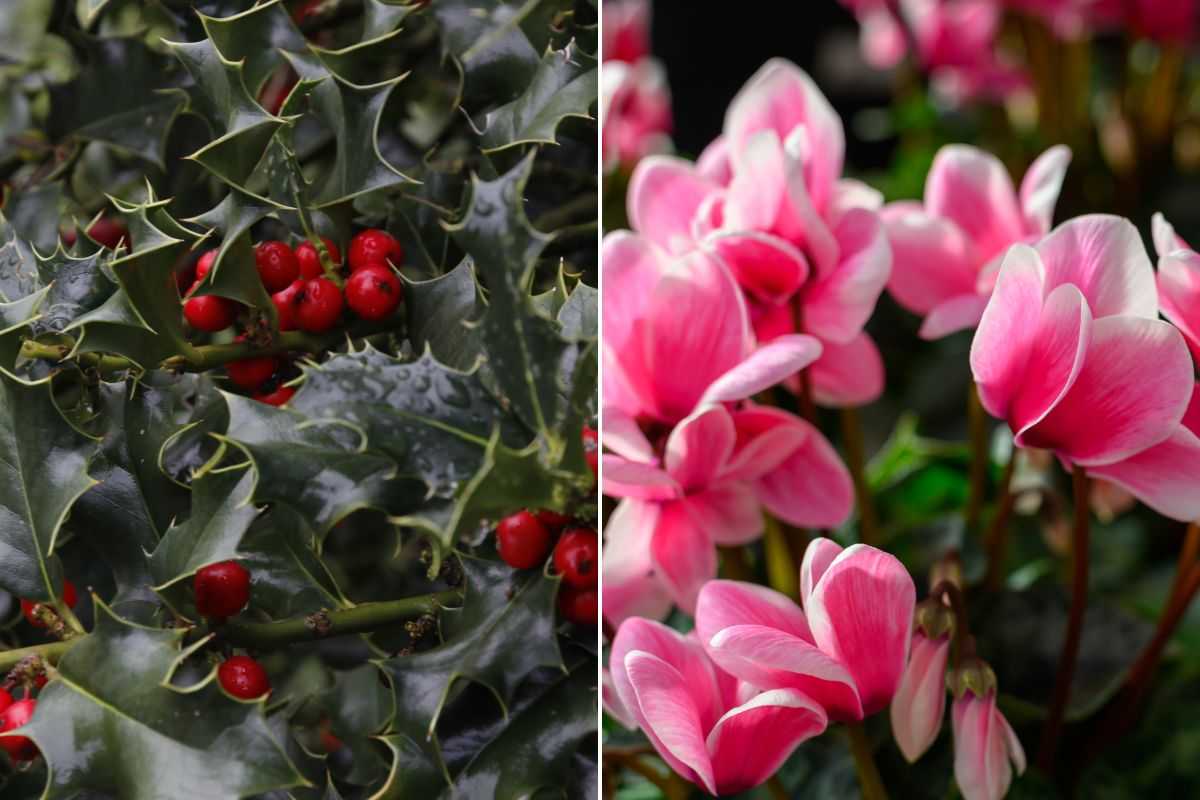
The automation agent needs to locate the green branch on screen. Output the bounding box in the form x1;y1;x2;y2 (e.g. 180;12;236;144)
218;591;461;650
0;639;77;673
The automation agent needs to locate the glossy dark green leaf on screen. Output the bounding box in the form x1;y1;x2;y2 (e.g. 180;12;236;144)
241;504;349;619
403;259;483;371
5;182;65;252
481;43;597;153
377;555;562;791
0;374;98;601
199;0;307;95
23;602;308;799
362;0;416;41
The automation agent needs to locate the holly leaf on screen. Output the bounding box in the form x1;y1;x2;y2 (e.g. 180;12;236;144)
67;289;183;369
20;601;307;799
377;555;562;790
198;0;307;96
30;246;119;334
362;0;417;41
47;34;187;169
481;43;597;153
404;259;483;371
240;504;350;619
0;373;99;601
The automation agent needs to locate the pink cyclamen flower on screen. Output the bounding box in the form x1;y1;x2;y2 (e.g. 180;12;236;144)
628;59;892;406
602;0;651;63
601;58;673;171
1129;0;1198;43
970;214;1200;521
610;617;828;796
1152;212;1200;363
837;0;909;68
891;629;950;762
952;684;1026;800
693;539;915;722
885;143;1072;339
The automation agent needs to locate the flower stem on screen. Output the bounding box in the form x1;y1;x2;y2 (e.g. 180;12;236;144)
1037;465;1091;772
845;722;889;800
840;406;878;546
964;382;988;534
219;591;461;650
982;454;1017;591
0;639;76;672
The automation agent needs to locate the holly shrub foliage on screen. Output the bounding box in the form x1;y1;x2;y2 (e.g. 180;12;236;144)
0;0;598;797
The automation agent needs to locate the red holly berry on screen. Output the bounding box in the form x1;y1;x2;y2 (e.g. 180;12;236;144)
348;229;403;271
255;241;300;292
227;356;279;391
296;277;344;332
272;279;304;331
582;425;598;477
0;699;38;762
218;656;271;699
194;561;251;619
557;585;597;626
194;249;218;284
20;580;78;628
535;509;572;531
0;689;13;715
86;217;129;250
345;264;402;321
254;385;296;406
496;510;551;569
184;295;236;332
295;237;342;279
319;719;343;753
553;527;598;589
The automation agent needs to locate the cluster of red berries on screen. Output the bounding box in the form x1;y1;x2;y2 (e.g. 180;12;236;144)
181;229;405;403
0;691;37;763
496;510;598;626
194;561;271;700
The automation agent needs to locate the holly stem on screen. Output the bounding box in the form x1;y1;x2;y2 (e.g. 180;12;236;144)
19;340;136;373
964;381;988;534
845;721;889;800
0;640;76;673
1037;465;1091;772
982;454;1018;591
219;591;461;650
840;406;878;546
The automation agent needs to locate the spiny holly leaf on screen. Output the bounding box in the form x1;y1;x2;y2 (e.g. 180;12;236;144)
377;555;561;791
313;664;394;787
451;658;596;798
20;602;307;799
148;464;259;594
30;246;119;334
0;373;98;601
362;0;417;40
404;259;483;371
481;43;597;153
47;34;187;168
198;0;307;96
220;392;426;537
183;188;278;319
446;154;566;442
284;53;414;207
240;504;350;619
5;182;65;252
168;36;286;191
557;281;597;341
67;288;182;369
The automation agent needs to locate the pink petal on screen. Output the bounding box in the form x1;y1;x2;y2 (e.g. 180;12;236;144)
603;668;638;729
924;144;1025;263
919;293;992;340
651;500;718;613
1008;284;1092;441
802;207;893;344
1022;316;1194;465
1086;428;1200;522
610;617;724;732
806;544;916;716
602;407;655;462
1151;211;1189;258
830;178;885;221
883;207;979;315
602;500;673;626
806;332;886;407
970;244;1047;420
724;58;845;211
601;232;666;418
664;405;737;490
601;455;681;501
706;689;829;794
698;334;823;406
723;405;814;482
890;632;950;763
798;538;840;612
1184;383;1200;437
952;692;1017;800
706;231;810;304
705;624;864;721
1018;145;1072;235
1035;214;1158;320
860;6;908;69
695;580;813;644
683;484;765;547
696;136;732;185
1158;248;1200;362
623;651;718;795
627;156;718;254
754;418;854;529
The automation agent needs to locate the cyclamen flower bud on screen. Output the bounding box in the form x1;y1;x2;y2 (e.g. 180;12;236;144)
890;603;954;762
949;659;1026;800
